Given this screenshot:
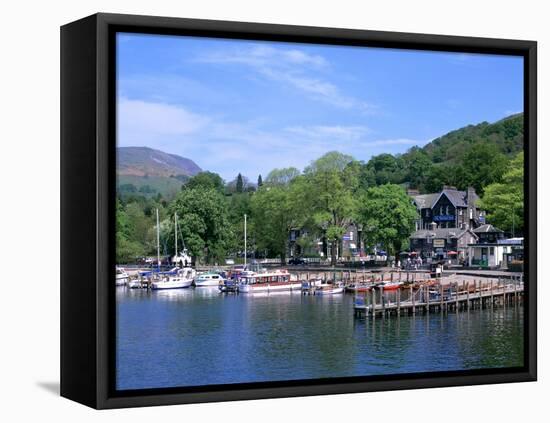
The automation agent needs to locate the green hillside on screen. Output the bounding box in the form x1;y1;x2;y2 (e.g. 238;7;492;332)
117;174;188;199
423;113;523;164
363;113;524;195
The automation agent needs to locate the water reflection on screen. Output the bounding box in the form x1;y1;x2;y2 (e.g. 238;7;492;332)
116;288;524;390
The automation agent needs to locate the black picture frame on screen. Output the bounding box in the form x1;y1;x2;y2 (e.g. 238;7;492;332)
61;12;537;409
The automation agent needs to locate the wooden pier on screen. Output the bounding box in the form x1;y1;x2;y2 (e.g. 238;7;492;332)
353;278;524;318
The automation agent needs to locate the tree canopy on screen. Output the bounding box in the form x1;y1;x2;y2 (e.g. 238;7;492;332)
478;152;524;235
358;184;418;260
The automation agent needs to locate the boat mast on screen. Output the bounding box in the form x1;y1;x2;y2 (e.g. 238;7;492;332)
174;212;178;257
244;214;247;268
156;208;160;270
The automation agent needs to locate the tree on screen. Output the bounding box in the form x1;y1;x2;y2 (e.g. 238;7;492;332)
169;187;234;264
251;178;304;264
116;200;146;263
184;171;225;193
358;184;418;261
424;163;456;193
365;153;405;185
478;152;524;235
257;174;263;187
453;142;508;193
401;148;433;192
304;152;360;265
265;167;300;186
236;173;244;193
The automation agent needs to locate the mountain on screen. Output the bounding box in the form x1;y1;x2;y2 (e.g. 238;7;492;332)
117;147;202;199
117;147;202;178
422;113;523;164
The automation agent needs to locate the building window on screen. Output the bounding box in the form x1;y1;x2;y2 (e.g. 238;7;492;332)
440;206;443;215
445;205;449;215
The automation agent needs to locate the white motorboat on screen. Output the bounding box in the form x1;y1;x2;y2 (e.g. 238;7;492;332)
315;283;344;295
127;279;147;289
116;267;129;286
238;269;302;293
151;267;196;290
194;272;224;287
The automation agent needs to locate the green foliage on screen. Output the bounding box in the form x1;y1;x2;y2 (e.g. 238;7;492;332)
304;152;360;265
265;167;300;186
453;142;508;193
169;187;233;264
251;179;304;264
358;184;418;259
424;113;523;164
117;175;184;200
478;152;524;235
400;148;434;192
116;199;148;263
364;153;405;185
236;173;244;193
184;171;225;193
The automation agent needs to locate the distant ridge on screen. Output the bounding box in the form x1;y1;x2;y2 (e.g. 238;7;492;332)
117;146;202;177
422;113;523;164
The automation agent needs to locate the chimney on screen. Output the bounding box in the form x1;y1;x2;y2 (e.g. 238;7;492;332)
467;186;476;207
407;188;419;196
442;185;457;191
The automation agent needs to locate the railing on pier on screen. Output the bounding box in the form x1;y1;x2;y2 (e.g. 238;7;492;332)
353;275;524;318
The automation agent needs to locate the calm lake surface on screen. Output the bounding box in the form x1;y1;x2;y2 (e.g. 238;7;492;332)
116;287;524;390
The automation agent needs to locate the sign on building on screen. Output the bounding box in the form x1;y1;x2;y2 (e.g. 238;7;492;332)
433;239;445;248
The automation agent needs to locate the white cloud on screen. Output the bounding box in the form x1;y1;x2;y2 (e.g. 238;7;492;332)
195;44;376;114
117;97;416;180
285;125;371;141
117;97;209;145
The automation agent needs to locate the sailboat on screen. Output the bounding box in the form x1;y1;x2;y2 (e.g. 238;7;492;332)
151;210;196;290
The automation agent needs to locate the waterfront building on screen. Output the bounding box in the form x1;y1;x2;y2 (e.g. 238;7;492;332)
467;237;523;269
473;224;505;243
287;224;363;261
409;226;478;262
409;186;486;230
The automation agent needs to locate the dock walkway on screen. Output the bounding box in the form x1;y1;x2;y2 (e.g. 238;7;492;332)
354;280;524;318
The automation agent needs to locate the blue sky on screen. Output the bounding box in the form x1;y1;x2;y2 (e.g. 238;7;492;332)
117;33;523;181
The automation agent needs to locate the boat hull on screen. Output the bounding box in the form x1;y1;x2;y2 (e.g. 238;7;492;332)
238;282;302;293
194;280;223;287
151;279;193;290
315;286;344;295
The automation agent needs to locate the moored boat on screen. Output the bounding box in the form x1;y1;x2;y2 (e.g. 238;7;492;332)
151;267;196;290
127;279;147;289
315;283;344;295
238;269;301;293
194;271;225;287
116;267;129;286
377;281;403;291
345;283;374;293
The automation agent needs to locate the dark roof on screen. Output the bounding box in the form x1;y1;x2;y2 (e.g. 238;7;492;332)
410;228;478;240
412;194;438;209
412;189;480;209
473;224;504;233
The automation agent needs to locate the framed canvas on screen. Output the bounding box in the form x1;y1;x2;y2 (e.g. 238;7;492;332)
60;13;537;409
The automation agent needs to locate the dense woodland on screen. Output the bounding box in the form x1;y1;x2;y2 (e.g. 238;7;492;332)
117;114;525;264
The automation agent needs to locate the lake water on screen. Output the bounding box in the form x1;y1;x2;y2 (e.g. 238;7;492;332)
116;287;524;390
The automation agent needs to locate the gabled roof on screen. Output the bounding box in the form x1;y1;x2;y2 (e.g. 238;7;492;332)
412;193;438;209
412;189;480;209
473;224;504;234
410;228;478;240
